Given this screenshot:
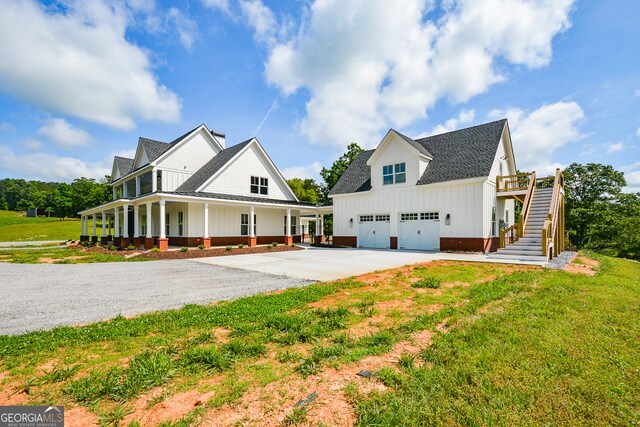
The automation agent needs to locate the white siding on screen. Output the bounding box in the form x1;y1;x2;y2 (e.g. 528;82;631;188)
202;144;294;201
333;181;486;239
156;130;221;173
369;135;422;190
487;129;516;183
161;169;194;192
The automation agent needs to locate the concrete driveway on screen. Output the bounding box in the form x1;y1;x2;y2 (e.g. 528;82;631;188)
0;261;312;336
192;245;498;281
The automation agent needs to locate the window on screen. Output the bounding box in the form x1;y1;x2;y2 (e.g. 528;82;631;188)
165;213;170;237
178;212;184;236
383;165;394;185
250;176;268;195
382;163;406;185
395;163;406;183
359;215;374;222
241;214;257;236
141;215;147;236
401;213;418;221
284;215;298;234
375;214;390;222
420;212;439;220
491;206;496;236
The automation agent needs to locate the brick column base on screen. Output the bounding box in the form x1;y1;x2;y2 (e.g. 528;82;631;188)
158;238;169;251
284;236;293;246
80;235;89;242
248;236;257;247
114;237;122;247
144;238;155;250
133;237;141;248
314;235;325;244
100;236;109;245
202;238;211;249
91;236;98;243
121;237;130;248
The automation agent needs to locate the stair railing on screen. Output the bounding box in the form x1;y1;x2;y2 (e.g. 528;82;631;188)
500;171;536;248
542;168;563;259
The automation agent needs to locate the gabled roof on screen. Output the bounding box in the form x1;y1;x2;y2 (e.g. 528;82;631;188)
112;156;134;182
394;129;433;158
329;119;507;195
137;124;204;166
175;139;252;192
170;191;316;206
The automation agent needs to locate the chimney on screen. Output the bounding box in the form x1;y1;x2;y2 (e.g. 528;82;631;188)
211;130;225;149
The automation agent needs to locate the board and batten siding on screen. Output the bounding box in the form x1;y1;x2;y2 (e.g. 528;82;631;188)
485;129;516;232
160;169;194;192
156;131;221;174
369;135;424;191
201;143;294;201
332;180;486;239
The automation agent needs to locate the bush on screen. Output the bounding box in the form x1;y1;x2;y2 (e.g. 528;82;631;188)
272;242;279;247
267;244;274;249
198;244;205;250
412;277;441;289
225;245;232;251
180;246;188;252
108;245;117;251
150;247;161;253
126;245;136;251
238;243;245;249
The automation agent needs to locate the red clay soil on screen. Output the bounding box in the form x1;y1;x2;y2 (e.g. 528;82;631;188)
564;255;599;276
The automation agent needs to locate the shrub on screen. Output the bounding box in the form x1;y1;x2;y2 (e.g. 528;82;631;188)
150;247;161;253
108;245;117;251
412;277;441;289
225;245;232;251
180;246;189;252
126;245;136;251
198;244;205;250
272;242;279;247
238;243;245;249
267;244;274;249
291;243;296;247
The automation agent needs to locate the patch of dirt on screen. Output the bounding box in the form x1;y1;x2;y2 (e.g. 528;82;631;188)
564;256;599;276
375;299;414;311
138;245;303;261
37;255;88;264
65;405;99;427
0;381;30;405
125;390;215;426
357;264;419;284
213;327;232;343
441;280;470;288
38;358;62;372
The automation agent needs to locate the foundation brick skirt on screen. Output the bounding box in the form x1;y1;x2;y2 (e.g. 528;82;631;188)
158;238;169;251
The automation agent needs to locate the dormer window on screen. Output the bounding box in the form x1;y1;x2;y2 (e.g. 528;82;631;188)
383;163;406;185
251;176;268;195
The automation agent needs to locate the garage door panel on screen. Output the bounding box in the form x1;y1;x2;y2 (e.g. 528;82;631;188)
399;212;440;251
358;214;390;249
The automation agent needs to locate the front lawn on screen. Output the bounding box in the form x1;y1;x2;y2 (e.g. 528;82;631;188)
0;247;150;264
0;254;637;426
0;210;88;242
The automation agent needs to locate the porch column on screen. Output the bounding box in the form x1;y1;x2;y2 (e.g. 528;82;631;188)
123;182;128;198
144;202;153;249
135;176;140;196
80;216;85;236
113;187;117;200
203;203;209;238
158;200;168;251
122;205;129;238
101;211;106;237
248;206;256;247
133;204;140;239
114;206;120;238
285;208;292;245
152;169;157;193
315;212;323;244
92;213;97;236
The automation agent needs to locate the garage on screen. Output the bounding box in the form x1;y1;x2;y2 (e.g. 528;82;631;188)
358;214;390;248
398;212;440;250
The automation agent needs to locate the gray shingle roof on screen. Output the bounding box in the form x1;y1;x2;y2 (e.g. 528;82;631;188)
113;156;134;182
170;191;316;207
394;129;433;158
328;150;374;196
175;139;252;192
329;119;507;195
139;137;171;163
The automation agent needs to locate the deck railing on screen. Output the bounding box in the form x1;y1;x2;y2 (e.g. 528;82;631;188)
542;168;565;258
499;172;536;248
496;173;530;192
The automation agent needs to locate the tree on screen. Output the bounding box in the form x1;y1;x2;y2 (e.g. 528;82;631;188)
320;143;364;202
287;178;321;204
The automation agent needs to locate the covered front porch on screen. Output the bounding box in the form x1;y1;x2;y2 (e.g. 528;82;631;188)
78;193;331;251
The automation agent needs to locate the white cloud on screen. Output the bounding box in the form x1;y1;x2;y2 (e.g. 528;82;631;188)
264;0;575;147
636;127;640;138
201;0;232;15
23;139;44;151
281;161;323;180
607;141;624;154
621;162;640;193
37;118;93;150
0;0;181;130
429;109;475;136
0;122;15;133
239;0;278;45
166;7;198;52
488;101;585;174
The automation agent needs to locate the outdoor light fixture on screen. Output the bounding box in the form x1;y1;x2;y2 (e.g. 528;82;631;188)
349;218;354;228
445;214;451;225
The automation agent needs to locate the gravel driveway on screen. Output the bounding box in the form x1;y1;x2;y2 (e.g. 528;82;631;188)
0;260;313;335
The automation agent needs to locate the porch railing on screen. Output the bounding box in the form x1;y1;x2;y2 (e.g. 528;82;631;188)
499;172;536;248
542;168;565;258
496;173;530;192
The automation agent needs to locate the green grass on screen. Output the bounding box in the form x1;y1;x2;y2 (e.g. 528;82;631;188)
354;256;640;426
0;247;150;264
0;210;89;242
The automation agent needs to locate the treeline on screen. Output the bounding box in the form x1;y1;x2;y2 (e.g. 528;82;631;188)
0;177;112;219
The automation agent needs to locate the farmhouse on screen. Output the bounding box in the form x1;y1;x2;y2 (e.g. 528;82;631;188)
79;120;564;261
79;124;331;250
329;119;565;262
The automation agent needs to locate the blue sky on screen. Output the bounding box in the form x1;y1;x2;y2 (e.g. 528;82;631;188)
0;0;639;191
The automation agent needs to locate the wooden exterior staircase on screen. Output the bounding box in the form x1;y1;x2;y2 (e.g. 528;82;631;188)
488;169;566;263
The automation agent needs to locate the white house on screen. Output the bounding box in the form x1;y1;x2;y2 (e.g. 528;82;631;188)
79;124;330;250
329;120;518;253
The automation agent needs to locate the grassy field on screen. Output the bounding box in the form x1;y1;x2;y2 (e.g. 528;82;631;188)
0;246;150;264
0;254;638;426
0;210;92;242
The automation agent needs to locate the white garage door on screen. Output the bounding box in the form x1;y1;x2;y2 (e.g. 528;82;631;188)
398;212;440;250
358;214;390;249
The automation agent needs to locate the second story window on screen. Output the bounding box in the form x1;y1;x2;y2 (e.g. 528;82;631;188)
383;163;406;185
251;176;268;195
